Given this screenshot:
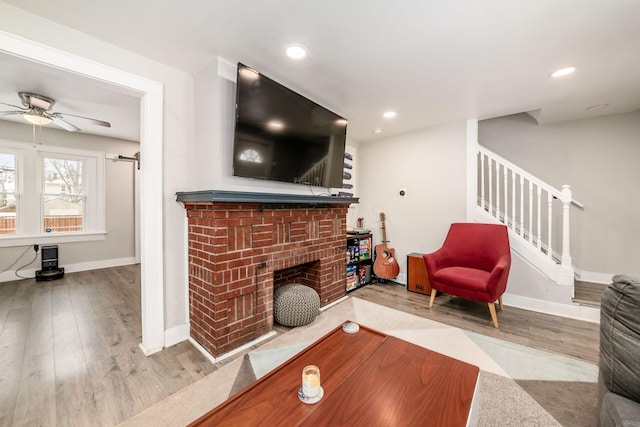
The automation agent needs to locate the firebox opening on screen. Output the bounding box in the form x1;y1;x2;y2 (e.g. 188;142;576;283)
273;260;321;295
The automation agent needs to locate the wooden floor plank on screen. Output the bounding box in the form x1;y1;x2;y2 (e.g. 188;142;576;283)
52;281;100;427
0;280;19;336
12;283;57;427
0;305;30;427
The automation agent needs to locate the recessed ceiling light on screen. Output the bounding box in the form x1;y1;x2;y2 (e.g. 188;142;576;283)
383;111;396;119
285;44;307;60
550;66;576;78
373;128;383;134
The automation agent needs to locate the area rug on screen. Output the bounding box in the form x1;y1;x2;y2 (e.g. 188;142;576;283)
121;297;598;426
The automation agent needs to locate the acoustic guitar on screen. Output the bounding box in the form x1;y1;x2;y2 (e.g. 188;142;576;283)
373;212;400;279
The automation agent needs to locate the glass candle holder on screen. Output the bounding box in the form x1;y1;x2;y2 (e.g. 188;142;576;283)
302;365;321;398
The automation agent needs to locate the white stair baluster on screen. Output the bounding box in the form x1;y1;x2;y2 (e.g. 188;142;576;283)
480;152;485;209
520;176;524;238
511;170;516;231
503;166;508;225
547;192;553;259
561;185;572;267
496;162;500;221
528;181;533;243
536;186;542;249
488;158;493;216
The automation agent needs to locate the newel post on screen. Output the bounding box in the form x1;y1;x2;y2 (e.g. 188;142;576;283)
557;185;574;285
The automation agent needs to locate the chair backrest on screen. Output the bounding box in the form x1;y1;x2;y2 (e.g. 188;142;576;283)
441;223;510;272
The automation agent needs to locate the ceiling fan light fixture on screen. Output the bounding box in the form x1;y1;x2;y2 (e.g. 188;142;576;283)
24;113;52;126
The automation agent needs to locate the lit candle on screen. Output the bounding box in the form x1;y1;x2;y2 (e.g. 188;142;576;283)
302;365;321;398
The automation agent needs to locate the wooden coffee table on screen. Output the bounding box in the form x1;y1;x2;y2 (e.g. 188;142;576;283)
189;322;479;426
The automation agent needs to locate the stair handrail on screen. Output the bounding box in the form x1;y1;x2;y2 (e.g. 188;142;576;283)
478;146;583;208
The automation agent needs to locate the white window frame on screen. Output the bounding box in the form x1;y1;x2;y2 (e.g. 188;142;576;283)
0;139;106;247
0;148;21;235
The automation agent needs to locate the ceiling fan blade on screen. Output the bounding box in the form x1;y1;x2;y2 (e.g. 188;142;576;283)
51;116;81;132
0;110;25;116
55;112;111;128
0;101;28;110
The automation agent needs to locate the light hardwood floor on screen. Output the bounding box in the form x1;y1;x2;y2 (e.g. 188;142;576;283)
0;266;600;426
0;265;215;427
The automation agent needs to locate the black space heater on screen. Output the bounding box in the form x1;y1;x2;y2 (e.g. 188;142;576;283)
35;245;65;281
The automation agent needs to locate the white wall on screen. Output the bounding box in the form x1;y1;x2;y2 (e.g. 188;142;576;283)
0;120;138;280
357;121;468;284
479;111;640;277
0;3;195;331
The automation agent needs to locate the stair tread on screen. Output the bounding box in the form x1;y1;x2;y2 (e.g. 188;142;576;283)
573;281;608;307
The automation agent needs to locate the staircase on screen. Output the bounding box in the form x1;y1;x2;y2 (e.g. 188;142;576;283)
473;144;578;286
466;120;601;318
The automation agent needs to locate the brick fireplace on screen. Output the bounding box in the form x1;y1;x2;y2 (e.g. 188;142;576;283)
177;191;356;358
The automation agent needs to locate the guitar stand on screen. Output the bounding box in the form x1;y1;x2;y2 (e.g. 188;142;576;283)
372;275;397;284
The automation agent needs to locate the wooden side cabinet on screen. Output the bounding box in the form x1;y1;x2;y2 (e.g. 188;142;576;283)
407;252;431;295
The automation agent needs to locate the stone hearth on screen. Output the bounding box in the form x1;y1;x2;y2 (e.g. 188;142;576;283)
177;191;356;357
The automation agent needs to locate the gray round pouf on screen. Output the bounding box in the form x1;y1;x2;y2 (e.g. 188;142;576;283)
274;284;320;327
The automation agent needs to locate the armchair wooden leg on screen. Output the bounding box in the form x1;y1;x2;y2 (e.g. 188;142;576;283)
498;296;504;311
488;302;499;328
429;288;437;308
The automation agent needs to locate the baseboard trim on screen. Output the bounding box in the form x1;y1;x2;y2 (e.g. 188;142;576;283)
139;342;163;356
321;295;349;312
502;293;600;324
63;257;138;274
188;330;278;365
164;324;190;348
0;256;137;283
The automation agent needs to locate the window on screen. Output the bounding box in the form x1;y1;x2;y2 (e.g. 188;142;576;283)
0;140;105;246
0;152;17;234
42;156;85;233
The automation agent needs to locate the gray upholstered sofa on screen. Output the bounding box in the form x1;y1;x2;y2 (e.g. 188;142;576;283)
599;274;640;426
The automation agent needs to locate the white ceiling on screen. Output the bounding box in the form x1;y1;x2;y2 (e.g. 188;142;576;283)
1;0;639;143
0;52;140;141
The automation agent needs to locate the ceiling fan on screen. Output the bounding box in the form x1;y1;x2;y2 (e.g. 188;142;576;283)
0;91;111;132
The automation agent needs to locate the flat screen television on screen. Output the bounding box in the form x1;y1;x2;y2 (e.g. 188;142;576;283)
232;63;348;188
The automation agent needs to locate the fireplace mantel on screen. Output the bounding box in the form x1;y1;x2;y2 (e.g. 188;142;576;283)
176;190;358;205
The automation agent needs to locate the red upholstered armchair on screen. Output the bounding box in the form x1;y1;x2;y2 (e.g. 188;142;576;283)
423;223;511;328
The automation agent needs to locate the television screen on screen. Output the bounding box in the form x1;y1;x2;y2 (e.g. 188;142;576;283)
232;63;348;188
